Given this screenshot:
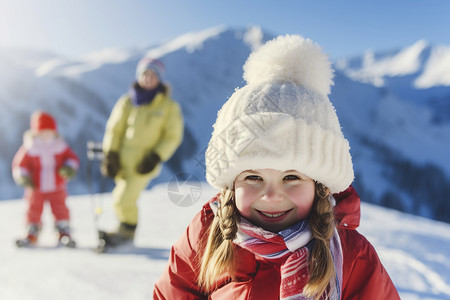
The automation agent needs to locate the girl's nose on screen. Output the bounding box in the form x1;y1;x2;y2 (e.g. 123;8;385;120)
261;184;283;203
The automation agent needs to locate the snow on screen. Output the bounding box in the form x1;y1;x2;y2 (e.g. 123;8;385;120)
415;45;450;88
144;26;227;58
80;48;137;64
1;183;450;300
336;40;428;87
371;93;450;170
242;26;265;51
34;58;71;77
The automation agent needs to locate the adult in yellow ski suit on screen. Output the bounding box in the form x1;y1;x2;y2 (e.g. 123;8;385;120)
101;58;183;240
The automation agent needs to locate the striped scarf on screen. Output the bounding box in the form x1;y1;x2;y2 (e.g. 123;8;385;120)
234;217;343;300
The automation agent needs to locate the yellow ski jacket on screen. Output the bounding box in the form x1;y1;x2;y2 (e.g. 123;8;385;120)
103;89;183;166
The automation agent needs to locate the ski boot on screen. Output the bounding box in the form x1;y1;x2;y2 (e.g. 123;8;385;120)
16;223;41;248
56;221;76;248
96;222;136;253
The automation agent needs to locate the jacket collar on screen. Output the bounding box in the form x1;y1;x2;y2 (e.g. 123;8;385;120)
333;185;361;230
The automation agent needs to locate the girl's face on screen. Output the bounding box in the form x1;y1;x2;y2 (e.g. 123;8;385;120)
36;129;57;141
234;168;315;233
138;69;160;90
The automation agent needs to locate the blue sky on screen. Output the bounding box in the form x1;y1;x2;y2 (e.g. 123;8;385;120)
1;0;449;60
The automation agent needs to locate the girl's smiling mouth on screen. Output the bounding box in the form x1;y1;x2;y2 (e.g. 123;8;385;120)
256;208;293;220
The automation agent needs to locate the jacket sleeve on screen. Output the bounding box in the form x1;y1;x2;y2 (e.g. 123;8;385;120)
340;230;400;300
153;207;211;299
11;146;32;181
153;100;184;161
62;145;80;170
102;95;132;153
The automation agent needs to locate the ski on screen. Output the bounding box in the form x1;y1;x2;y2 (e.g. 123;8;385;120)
15;237;36;248
16;237;77;248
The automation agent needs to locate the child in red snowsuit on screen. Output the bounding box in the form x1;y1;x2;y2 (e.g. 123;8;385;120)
12;111;79;247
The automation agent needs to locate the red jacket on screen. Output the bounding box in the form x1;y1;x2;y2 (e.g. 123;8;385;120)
154;186;400;299
12;134;79;192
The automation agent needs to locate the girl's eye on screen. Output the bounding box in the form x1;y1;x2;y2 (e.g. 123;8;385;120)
284;175;301;181
245;175;262;182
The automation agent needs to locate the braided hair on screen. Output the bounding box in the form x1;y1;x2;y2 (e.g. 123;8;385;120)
303;182;336;299
198;189;238;292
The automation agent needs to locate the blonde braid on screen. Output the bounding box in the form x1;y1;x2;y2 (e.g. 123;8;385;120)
303;182;336;299
217;190;238;241
198;189;239;293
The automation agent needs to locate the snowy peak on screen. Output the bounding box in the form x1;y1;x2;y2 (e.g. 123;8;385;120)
34;49;139;78
241;26;267;51
335;40;450;89
35;58;84;77
144;25;269;58
33;26;269;79
144;26;228;58
415;44;450;88
80;48;138;64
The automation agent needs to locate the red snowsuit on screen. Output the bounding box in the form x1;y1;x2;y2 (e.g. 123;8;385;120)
12;134;79;224
154;186;400;299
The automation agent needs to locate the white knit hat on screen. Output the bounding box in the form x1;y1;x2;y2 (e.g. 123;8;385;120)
205;35;354;193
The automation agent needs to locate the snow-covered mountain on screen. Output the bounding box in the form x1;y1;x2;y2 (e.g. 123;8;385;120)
333;40;450;223
1;26;449;223
2;183;450;299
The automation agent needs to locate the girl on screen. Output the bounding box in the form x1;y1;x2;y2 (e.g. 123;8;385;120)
13;111;79;247
154;35;400;299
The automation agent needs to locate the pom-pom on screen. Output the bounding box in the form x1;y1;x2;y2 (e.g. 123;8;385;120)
243;35;334;96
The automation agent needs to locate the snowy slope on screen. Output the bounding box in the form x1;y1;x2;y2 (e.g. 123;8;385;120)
0;26;450;223
1;183;450;300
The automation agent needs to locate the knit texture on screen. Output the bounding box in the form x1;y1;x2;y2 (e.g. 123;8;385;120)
205;35;353;193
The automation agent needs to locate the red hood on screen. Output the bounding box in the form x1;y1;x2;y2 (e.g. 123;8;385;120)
333;185;361;230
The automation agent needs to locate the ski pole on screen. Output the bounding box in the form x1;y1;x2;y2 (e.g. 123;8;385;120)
86;141;104;232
